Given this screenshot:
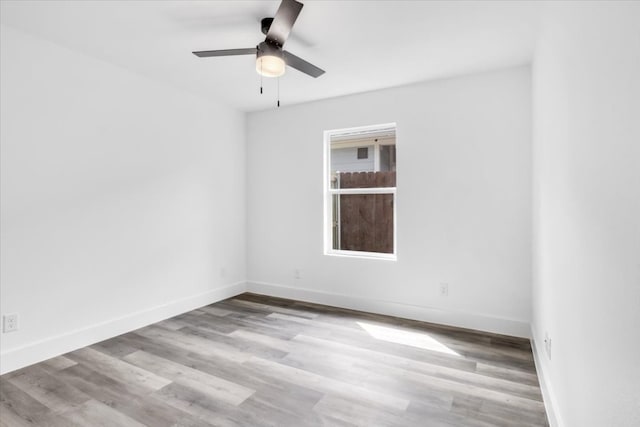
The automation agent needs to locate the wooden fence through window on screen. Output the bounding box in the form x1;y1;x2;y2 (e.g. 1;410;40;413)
335;171;396;254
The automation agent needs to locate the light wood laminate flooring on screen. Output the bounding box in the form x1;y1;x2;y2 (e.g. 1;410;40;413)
0;293;549;426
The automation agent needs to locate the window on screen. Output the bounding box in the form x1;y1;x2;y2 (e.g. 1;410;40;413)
357;147;369;159
324;123;397;260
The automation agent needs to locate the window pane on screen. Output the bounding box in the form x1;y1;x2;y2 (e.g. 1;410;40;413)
379;145;396;172
329;131;396;188
332;194;394;254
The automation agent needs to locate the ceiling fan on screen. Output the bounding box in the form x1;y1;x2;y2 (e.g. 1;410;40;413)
192;0;325;79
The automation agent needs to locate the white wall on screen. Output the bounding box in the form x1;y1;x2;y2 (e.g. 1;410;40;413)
247;66;532;337
0;25;246;374
532;3;640;427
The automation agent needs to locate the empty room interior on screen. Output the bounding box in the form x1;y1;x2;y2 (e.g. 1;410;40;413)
0;1;638;426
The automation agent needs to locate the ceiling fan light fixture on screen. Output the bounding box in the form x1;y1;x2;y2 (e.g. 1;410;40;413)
256;55;285;77
256;41;286;77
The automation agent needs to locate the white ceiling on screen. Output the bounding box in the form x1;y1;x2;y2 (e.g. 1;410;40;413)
0;0;542;112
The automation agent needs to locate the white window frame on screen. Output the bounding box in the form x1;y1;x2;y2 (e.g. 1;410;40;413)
323;123;397;261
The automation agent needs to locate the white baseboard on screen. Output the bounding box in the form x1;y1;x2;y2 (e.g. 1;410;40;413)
530;327;564;427
247;281;530;338
0;282;246;375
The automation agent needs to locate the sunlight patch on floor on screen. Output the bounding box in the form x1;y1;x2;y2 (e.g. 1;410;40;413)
357;321;460;356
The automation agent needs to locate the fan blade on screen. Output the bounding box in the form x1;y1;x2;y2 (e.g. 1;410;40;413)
193;48;256;58
284;51;325;78
266;0;303;47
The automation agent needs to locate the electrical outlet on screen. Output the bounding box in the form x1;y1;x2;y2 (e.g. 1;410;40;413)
294;269;301;279
439;283;449;297
3;314;18;333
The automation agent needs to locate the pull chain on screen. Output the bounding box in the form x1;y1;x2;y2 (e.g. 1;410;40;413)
260;60;263;94
277;76;280;108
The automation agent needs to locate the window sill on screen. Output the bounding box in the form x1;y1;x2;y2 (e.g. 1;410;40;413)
325;250;397;261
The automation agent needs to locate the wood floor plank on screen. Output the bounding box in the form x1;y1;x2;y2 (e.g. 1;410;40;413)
172;311;240;334
0;293;549;426
40;356;77;372
475;361;541;386
0;404;41;427
295;318;481;372
123;350;255;406
280;349;455;411
65;347;171;393
360;359;546;414
227;328;296;353
91;336;140;359
266;312;314;324
406;400;502;427
290;333;543;401
55;363;208;427
230;392;325;427
56;399;147;427
223;312;307;340
0;379;51;425
150;382;244;427
134;324;253;363
243;355;411;411
473;398;550;427
179;325;289;360
227;298;319;319
7;365;91;413
312;394;406;427
196;305;234;317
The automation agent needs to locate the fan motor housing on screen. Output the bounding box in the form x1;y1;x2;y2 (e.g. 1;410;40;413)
261;18;274;36
257;41;283;59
